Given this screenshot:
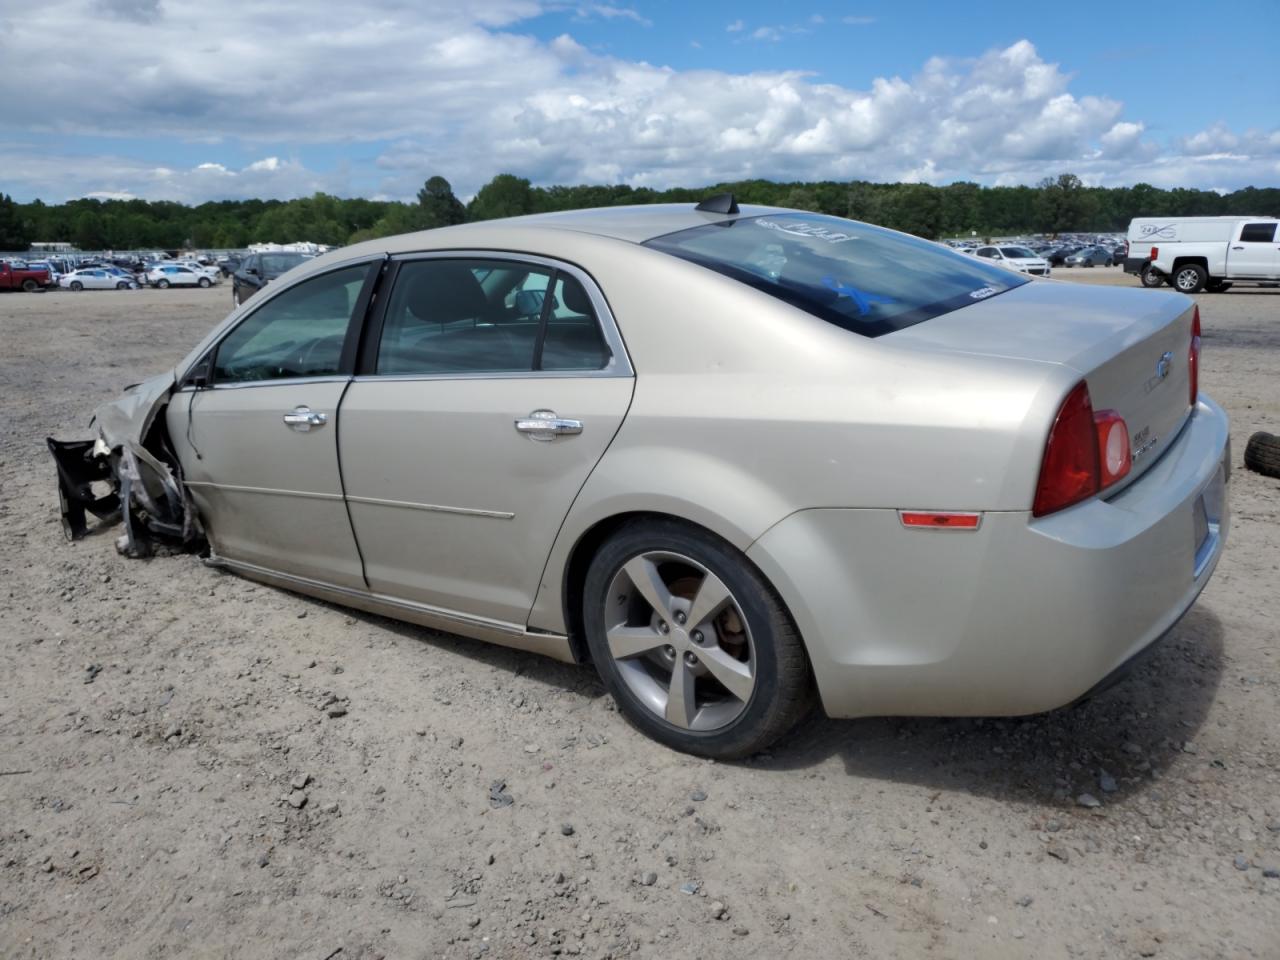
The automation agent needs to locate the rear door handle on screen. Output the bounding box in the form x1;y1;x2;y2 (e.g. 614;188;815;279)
515;409;583;441
282;406;328;432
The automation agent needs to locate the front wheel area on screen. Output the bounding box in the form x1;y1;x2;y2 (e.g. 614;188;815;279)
198;277;212;288
582;520;813;759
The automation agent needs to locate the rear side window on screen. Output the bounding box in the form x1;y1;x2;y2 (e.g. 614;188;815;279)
1240;223;1277;243
646;214;1028;337
375;259;613;375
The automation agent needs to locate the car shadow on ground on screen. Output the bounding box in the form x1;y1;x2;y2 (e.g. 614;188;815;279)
750;607;1225;807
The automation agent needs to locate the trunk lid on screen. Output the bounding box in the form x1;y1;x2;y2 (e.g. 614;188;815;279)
890;280;1195;489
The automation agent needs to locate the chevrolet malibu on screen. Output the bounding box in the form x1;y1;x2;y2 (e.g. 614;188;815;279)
49;198;1229;758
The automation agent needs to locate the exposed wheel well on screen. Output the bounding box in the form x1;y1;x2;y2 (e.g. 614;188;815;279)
1171;256;1208;273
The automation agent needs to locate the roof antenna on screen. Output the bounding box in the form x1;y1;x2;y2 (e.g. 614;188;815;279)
695;193;739;215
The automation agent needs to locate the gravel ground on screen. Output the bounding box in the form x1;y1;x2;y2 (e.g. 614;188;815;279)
2;272;1278;960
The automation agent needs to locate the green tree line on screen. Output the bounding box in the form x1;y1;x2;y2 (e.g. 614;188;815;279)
2;173;1277;252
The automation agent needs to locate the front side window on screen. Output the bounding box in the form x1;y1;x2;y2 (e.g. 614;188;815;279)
1240;223;1277;243
646;214;1028;337
214;264;368;384
375;258;612;375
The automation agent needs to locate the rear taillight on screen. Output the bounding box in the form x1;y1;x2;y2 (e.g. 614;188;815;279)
1033;381;1132;517
1150;245;1159;261
1189;305;1201;406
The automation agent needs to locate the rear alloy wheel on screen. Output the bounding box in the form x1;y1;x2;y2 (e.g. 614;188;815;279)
156;279;170;289
1173;264;1207;293
198;276;211;288
1140;264;1164;288
583;520;812;758
21;278;38;292
70;281;83;291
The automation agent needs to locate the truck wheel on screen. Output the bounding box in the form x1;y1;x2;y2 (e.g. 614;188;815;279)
21;278;38;292
1173;264;1207;293
1244;432;1280;479
1140;264;1164;288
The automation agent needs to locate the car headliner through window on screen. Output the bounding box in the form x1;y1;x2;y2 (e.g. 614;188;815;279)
645;214;1029;337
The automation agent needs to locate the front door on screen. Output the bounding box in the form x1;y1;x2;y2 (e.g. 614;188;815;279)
170;261;375;588
338;255;634;626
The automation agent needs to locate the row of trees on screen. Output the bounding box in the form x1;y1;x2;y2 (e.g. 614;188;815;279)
3;174;1278;252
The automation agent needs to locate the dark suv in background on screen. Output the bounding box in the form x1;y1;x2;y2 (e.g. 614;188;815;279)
231;252;312;306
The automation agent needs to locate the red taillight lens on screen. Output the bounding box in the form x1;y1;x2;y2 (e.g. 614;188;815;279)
1093;410;1131;488
1033;382;1134;517
1150;245;1159;261
1189;305;1201;406
1033;381;1099;517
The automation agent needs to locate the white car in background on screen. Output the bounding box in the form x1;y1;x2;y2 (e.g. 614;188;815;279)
972;245;1052;277
175;260;222;281
146;264;214;288
59;268;139;291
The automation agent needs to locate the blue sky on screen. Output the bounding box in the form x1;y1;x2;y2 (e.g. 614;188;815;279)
1;0;1276;204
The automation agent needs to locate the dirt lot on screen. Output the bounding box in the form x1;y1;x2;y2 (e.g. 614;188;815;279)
2;272;1278;960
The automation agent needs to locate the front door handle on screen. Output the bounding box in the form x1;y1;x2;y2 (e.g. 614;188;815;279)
1231;245;1244;250
282;405;328;432
515;409;583;441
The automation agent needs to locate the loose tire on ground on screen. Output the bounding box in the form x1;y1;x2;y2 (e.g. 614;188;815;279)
1244;432;1280;479
1140;264;1164;288
582;518;813;759
1173;263;1207;294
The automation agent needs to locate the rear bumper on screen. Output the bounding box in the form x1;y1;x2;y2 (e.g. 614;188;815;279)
746;396;1230;719
1124;257;1148;276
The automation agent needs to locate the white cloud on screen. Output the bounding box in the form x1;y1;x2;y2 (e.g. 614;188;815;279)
0;3;1273;203
751;26;782;42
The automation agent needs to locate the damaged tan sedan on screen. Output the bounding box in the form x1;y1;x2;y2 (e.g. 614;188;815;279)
50;197;1230;758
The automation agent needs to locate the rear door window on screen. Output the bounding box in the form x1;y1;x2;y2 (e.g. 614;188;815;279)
1240;223;1277;243
646;214;1028;337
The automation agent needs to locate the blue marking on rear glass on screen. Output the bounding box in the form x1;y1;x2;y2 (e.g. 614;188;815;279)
821;276;897;316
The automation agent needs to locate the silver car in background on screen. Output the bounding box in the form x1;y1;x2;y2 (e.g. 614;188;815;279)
50;199;1229;758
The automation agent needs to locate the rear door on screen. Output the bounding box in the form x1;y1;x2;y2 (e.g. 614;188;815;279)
338;253;634;626
1229;222;1280;278
171;260;379;587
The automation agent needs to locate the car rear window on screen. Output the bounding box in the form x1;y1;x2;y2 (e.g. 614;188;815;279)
645;214;1028;337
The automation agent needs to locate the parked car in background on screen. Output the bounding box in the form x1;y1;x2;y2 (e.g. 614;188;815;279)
146;264;213;288
231;251;312;306
1064;246;1115;268
1124;216;1280;292
1042;246;1080;267
174;259;222;281
60;269;139;291
972;245;1052;276
50;200;1228;758
1;259;53;292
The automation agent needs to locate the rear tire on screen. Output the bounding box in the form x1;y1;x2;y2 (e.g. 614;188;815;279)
21;278;37;292
157;279;170;289
1244;432;1280;479
582;519;813;759
198;277;211;288
1173;264;1207;293
1140;264;1164;288
70;281;83;291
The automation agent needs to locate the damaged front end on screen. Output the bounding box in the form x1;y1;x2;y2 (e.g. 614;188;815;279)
48;372;202;557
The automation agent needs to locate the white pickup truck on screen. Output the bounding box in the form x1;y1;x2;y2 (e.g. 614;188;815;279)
1123;216;1280;292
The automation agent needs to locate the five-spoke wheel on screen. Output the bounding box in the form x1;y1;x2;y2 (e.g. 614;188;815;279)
584;519;812;758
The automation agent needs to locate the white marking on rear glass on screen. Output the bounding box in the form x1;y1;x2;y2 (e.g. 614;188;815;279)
968;287;997;299
755;219;856;243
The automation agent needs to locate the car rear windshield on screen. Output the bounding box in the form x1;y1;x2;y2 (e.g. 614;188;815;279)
645;214;1028;337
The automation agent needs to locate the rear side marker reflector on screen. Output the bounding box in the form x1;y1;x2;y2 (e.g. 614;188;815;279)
900;511;982;530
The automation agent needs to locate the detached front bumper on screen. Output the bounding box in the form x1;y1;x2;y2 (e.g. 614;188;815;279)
746;396;1230;719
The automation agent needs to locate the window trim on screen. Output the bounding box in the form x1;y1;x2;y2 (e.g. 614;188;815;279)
353;250;633;382
204;259;383;389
